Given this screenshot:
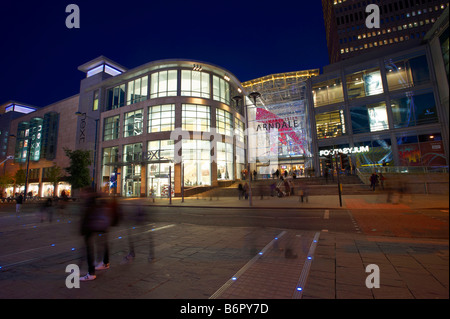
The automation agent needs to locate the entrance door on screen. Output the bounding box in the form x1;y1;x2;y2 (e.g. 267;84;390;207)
122;164;141;197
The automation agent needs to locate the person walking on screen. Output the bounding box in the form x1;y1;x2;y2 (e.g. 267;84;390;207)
79;189;114;281
15;193;23;216
369;173;379;191
238;183;243;200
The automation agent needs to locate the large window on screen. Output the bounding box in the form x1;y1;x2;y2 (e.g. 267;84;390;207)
123;142;143;163
354;139;392;167
103;115;120;141
217;142;234;180
107;84;126;110
234;118;245;143
182;139;211;186
385;55;430;91
315;110;346;139
350;102;389;134
391;92;438;128
182;104;210;131
101;146;119;189
213;75;230;105
150;70;177;98
148;104;175;133
216;109;233;136
397;133;446;167
312;78;344;107
127;76;148;105
181;70;210;98
123;109;143;137
346;68;383;100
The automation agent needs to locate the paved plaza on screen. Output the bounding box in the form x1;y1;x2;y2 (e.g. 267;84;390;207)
0;193;448;304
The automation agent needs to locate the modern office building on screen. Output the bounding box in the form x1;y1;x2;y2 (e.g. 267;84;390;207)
307;40;448;175
322;0;449;63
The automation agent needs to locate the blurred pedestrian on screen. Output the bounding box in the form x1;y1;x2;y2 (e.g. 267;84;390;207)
79;188;115;281
243;182;249;200
238;183;244;200
15;193;23;216
40;197;53;222
369;173;378;191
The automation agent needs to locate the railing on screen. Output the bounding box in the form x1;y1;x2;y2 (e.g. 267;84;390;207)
357;166;449;174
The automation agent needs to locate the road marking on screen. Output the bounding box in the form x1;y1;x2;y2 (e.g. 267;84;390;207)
292;232;321;299
324;210;330;219
209;230;287;299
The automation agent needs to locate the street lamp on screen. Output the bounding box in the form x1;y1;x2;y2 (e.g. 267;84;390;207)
75;112;99;191
247;92;261;207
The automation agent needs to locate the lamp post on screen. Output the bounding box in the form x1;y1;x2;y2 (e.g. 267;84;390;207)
75;112;99;191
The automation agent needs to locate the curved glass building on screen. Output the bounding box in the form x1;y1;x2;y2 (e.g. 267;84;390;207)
76;57;246;197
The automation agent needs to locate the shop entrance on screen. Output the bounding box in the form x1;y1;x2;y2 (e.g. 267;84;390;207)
148;161;174;198
122;164;141;197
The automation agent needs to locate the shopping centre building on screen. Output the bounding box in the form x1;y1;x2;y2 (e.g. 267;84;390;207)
1;8;448;198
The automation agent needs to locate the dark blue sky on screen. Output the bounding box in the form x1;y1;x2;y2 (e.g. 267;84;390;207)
0;0;329;107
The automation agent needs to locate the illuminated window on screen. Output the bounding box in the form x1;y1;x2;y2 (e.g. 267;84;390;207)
181;70;210;98
148;104;175;133
315;110;345;139
182;104;210;132
346;68;383;100
385;54;430;90
150;70;177;98
93;90;99;111
213;76;230;105
127;76;148;105
123;109;143;137
103;115;120;141
216;109;233;136
312;78;344;107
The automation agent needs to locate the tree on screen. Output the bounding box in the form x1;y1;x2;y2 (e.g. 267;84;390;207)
47;163;64;195
64;148;92;191
14;169;26;191
0;174;14;195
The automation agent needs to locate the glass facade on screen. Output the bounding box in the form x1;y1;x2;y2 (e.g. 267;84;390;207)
350;101;389;134
385;54;430;91
123;109;143;137
216;109;233;136
148;104;175;133
181;70;210;98
107;84;126;110
182;139;211;186
213;75;230;104
101;146;119;192
103;115;120;141
150;70;177;98
127;76;148;105
182;104;210;131
346;68;384;99
391;92;437;128
216;142;233;180
316;110;346;139
312;78;344;107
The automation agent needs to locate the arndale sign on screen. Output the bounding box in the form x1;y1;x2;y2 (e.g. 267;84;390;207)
319;146;370;157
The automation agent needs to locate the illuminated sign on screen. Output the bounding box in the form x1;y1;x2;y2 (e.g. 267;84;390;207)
319;146;370;157
30;118;43;161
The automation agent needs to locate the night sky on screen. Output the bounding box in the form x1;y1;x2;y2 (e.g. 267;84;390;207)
0;0;329;108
